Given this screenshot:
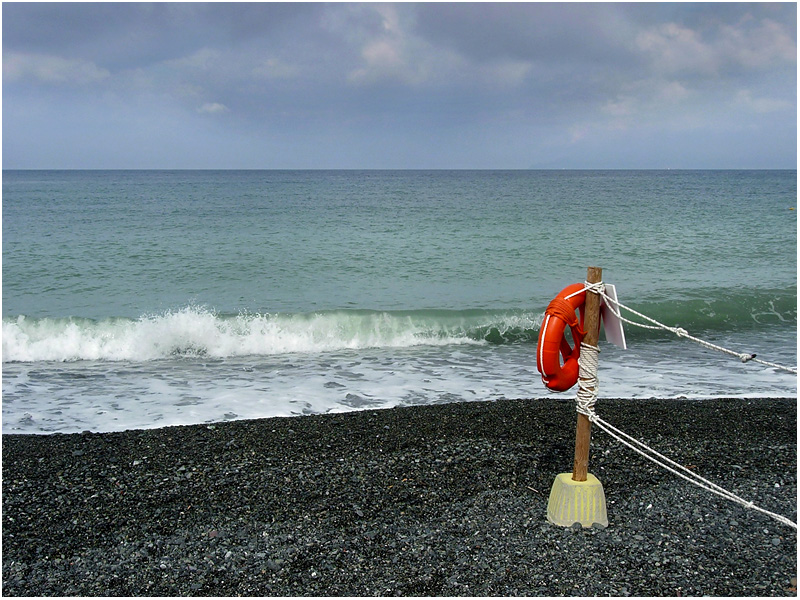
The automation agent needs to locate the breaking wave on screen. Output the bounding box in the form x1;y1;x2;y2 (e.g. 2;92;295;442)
1;307;541;362
3;287;794;363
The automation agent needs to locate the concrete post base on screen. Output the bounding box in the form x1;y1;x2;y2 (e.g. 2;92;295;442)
546;472;608;528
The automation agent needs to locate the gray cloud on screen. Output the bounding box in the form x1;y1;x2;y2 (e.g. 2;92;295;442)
4;53;110;84
2;2;795;169
2;3;318;69
414;3;639;66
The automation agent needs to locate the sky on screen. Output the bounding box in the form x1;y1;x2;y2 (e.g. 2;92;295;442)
2;2;797;169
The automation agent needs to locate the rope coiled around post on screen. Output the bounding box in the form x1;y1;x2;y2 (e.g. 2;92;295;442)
566;280;797;530
575;341;600;417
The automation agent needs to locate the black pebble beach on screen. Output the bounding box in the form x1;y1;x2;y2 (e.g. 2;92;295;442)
3;397;797;596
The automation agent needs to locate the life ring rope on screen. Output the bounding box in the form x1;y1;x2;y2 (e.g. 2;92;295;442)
545;296;583;334
536;283;587;392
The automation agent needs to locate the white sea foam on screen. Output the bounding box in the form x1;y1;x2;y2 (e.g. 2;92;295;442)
3;335;795;434
2;171;796;434
3;307;519;363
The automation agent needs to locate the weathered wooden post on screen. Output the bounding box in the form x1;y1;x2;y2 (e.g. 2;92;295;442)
572;265;602;482
546;266;608;528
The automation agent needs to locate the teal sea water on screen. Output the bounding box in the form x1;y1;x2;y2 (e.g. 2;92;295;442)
3;170;796;433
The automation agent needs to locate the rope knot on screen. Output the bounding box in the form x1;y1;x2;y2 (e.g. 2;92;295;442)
583;280;605;295
545;296;581;328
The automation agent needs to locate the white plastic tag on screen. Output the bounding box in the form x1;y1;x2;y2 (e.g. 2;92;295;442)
600;284;627;349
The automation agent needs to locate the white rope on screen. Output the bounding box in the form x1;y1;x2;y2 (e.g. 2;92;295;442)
574;281;602;416
568;280;797;530
598;287;797;374
586;410;798;530
565;280;605;301
576;342;600;417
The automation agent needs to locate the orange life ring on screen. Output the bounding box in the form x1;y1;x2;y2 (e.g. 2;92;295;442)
536;283;587;391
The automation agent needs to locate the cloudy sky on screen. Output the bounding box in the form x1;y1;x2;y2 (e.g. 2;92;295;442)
3;2;796;169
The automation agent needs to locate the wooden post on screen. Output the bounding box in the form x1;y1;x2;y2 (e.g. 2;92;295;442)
572;266;602;482
546;265;609;528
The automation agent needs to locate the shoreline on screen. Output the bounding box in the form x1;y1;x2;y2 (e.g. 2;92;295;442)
3;397;797;596
4;392;798;438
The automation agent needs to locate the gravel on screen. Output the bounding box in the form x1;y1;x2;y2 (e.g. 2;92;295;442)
2;397;796;596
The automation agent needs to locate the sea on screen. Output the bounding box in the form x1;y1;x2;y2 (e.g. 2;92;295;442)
2;170;797;434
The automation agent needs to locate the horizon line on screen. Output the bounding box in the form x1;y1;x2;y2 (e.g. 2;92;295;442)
3;167;797;172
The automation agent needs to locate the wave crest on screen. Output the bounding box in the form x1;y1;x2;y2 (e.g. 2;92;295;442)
3;287;794;363
2;307;542;363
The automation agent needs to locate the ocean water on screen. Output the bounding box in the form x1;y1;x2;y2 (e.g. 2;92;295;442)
2;170;796;434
